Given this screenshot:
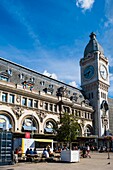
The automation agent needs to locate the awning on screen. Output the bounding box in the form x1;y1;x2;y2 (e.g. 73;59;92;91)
44;128;54;133
34;139;53;142
23;125;37;131
0;123;12;130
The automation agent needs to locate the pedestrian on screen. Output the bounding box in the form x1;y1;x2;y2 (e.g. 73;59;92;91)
42;148;49;158
29;148;34;155
33;148;37;154
82;145;87;158
86;145;91;158
26;148;30;156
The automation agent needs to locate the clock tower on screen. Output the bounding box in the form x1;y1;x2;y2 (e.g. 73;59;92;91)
80;32;110;137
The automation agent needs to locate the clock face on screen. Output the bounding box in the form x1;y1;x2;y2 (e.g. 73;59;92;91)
84;65;94;79
100;64;107;80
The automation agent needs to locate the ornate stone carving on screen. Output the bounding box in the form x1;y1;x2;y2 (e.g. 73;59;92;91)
81;119;85;127
38;111;47;123
70;93;78;103
16;95;21;103
22;80;34;91
12;106;24;119
81;99;90;106
100;100;109;114
56;86;69;98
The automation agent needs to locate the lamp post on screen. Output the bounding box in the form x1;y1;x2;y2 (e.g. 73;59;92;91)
57;100;64;123
101;100;109;159
104;136;111;159
31;115;34;139
101;116;110;159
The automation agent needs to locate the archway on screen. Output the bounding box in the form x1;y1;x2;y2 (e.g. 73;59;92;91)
76;124;82;137
21;115;39;134
84;125;93;137
0;112;15;131
44;119;57;134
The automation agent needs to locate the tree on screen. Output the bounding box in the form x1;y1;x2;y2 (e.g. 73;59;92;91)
56;112;80;149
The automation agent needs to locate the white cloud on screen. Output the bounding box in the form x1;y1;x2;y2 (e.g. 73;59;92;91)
69;81;78;88
0;43;81;84
43;70;58;80
108;81;113;98
104;19;113;27
109;56;113;67
104;0;113;27
109;73;113;81
76;0;95;11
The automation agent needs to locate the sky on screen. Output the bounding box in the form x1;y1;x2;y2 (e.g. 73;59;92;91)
0;0;113;98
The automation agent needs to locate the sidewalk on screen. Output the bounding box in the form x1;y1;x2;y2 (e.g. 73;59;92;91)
0;152;113;170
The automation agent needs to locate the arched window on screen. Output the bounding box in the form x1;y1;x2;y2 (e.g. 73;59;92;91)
22;116;37;132
0;115;12;131
84;126;92;137
44;120;56;134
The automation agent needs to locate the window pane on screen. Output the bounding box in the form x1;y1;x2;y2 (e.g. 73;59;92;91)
45;103;48;110
28;99;33;107
2;93;7;102
22;97;27;106
50;104;53;111
54;105;57;112
34;100;38;108
9;94;14;103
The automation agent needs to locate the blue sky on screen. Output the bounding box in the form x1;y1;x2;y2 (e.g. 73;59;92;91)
0;0;113;98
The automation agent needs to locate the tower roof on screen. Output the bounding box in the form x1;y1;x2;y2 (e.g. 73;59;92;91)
84;32;104;58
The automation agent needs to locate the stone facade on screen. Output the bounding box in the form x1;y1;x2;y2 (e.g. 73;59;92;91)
0;57;93;139
108;98;113;135
0;33;112;141
80;33;110;137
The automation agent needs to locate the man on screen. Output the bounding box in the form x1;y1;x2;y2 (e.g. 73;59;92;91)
42;148;49;158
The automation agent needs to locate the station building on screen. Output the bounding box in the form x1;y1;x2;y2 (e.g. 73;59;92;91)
0;33;113;146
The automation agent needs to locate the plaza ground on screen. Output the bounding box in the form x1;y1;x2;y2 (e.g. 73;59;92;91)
0;152;113;170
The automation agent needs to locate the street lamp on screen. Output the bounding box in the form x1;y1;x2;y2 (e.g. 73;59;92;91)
57;99;64;123
101;116;110;159
101;100;109;159
104;136;111;159
31;115;34;138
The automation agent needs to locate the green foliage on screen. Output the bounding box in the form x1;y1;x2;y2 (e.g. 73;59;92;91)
56;112;80;143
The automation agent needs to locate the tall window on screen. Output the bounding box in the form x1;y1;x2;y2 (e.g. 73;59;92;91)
9;94;15;103
54;105;57;112
34;100;38;108
78;111;81;117
72;109;74;115
22;97;27;106
28;99;33;107
75;110;78;116
45;103;48;110
40;81;45;86
63;106;70;113
49;104;53;111
2;93;7;102
85;112;87;119
8;69;12;75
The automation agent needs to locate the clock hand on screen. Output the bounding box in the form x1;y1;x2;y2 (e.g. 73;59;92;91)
84;70;91;77
88;70;91;75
